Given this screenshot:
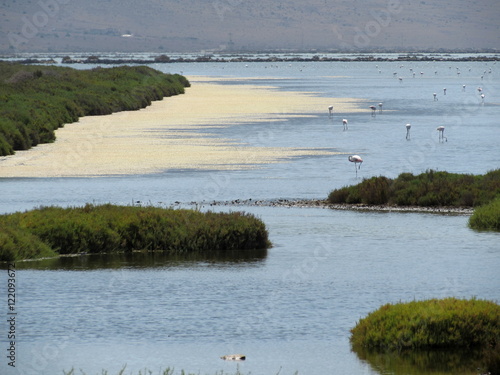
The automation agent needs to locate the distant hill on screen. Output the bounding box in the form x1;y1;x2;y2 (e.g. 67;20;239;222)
1;0;499;53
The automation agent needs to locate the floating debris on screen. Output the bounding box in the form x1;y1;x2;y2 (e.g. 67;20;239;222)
220;354;246;361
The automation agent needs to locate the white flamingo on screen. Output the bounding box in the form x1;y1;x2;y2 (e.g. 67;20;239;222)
349;155;363;175
481;94;485;103
378;102;383;112
433;93;438;101
437;126;447;142
342;119;348;131
462;85;466;91
406;123;411;140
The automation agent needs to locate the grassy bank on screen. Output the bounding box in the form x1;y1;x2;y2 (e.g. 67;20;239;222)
350;298;500;351
0;62;190;156
0;204;271;262
328;169;500;207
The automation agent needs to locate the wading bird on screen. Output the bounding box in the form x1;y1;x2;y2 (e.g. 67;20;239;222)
443;88;447;95
343;119;348;131
437;126;447;142
370;105;377;116
349;155;363;175
433;93;438;101
328;105;334;116
378;102;383;112
406;123;411;140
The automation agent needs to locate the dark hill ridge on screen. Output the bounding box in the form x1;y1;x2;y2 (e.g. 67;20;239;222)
1;0;499;53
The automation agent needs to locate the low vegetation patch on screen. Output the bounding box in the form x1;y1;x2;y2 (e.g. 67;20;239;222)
350;298;500;352
0;204;271;262
0;62;190;156
63;367;293;375
468;197;500;231
328;169;500;208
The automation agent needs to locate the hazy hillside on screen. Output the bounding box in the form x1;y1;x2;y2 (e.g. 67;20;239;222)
1;0;499;53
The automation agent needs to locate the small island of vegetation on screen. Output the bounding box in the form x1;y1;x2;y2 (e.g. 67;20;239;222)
0;62;190;156
327;169;500;231
0;204;271;262
351;298;500;373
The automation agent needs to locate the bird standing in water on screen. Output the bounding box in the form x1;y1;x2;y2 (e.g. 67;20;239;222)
349;155;363;176
437;126;447;142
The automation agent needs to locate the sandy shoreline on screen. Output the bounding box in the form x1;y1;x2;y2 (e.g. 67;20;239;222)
0;76;365;178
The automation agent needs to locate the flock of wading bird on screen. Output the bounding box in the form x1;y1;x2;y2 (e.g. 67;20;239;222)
328;63;494;175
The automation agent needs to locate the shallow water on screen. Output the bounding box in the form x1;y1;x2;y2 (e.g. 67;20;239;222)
1;57;499;375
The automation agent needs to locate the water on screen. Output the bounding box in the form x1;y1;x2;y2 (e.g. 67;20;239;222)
1;56;500;375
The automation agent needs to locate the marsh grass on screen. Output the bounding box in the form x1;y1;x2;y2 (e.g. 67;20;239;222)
0;204;271;261
0;62;190;156
328;169;500;207
350;298;500;352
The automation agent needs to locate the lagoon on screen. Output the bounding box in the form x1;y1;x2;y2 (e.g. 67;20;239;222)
1;56;499;374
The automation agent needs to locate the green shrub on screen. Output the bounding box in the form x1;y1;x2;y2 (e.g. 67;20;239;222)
0;204;271;260
0;225;56;261
350;298;500;351
327;169;500;208
468;197;500;231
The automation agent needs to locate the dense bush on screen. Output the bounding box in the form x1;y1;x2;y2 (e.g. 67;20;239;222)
0;225;57;262
350;298;500;351
328;169;500;208
0;62;190;156
468;197;500;231
0;204;271;261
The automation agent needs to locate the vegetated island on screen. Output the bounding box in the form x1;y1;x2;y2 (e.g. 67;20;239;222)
0;204;271;262
0;62;190;156
350;298;500;373
205;170;500;230
327;169;500;230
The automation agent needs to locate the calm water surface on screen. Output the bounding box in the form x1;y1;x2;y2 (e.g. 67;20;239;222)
1;57;499;375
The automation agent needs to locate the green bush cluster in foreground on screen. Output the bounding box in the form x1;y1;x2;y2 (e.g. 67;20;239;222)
0;204;271;262
328;169;500;207
350;298;500;351
0;62;190;156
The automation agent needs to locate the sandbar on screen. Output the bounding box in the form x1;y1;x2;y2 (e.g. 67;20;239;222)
0;77;365;178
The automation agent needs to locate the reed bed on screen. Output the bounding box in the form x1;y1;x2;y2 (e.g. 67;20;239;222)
0;204;270;261
0;62;189;156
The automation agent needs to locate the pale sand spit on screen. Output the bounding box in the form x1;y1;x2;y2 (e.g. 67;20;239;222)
0;77;365;177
